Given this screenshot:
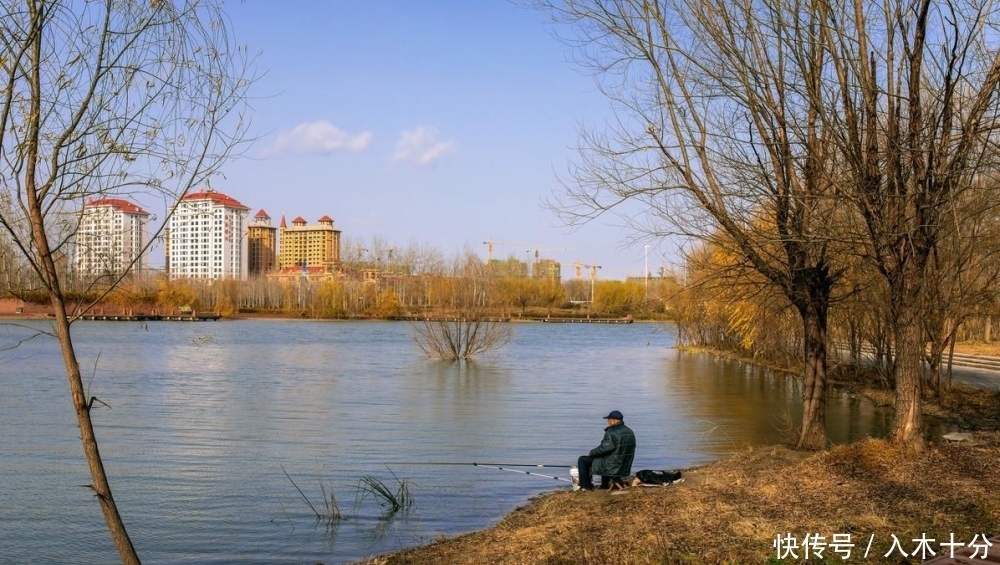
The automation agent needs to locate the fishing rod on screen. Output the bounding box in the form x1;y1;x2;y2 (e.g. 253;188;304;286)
471;463;572;483
381;462;573;468
378;461;575;483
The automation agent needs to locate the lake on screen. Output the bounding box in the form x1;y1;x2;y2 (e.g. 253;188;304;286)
0;319;899;564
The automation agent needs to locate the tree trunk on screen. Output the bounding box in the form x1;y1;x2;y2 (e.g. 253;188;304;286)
892;305;924;449
946;337;957;390
26;166;141;564
797;306;828;450
848;320;861;365
25;172;141;563
53;302;142;565
925;347;941;397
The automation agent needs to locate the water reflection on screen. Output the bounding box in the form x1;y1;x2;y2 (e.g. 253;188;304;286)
667;351;946;457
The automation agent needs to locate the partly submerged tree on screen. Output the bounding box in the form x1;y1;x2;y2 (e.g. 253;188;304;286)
411;251;512;360
412;312;513;360
0;1;254;562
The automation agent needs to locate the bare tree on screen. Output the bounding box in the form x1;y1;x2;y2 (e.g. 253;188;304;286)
541;0;1000;449
538;0;844;449
0;1;254;562
411;252;512;360
919;182;1000;394
822;0;1000;447
411;313;513;360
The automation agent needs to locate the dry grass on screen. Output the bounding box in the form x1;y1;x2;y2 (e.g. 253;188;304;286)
353;434;1000;565
350;368;1000;565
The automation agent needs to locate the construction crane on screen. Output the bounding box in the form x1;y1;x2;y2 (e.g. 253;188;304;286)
573;261;599;280
482;239;524;261
583;262;601;303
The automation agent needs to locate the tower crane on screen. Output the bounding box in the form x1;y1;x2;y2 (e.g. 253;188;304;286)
482;239;524;261
573;261;600;280
584;263;601;304
571;261;601;303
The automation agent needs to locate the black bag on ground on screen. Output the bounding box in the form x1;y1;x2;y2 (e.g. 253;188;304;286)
635;469;682;485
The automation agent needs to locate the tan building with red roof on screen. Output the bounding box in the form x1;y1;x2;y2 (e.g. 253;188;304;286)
248;209;277;276
277;214;341;274
74;197;150;278
166;189;249;280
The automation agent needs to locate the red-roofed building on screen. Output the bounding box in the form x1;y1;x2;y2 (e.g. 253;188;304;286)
166;189;250;280
74;197;151;277
248;209;277;276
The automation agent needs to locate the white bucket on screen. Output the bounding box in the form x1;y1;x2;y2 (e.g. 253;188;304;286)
570;465;580;490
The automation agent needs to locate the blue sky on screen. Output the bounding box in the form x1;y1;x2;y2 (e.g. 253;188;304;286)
198;1;669;280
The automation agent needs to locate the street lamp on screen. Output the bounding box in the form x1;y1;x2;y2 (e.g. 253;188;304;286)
298;256;309;309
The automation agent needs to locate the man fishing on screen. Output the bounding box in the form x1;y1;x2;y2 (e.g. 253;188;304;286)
576;410;636;491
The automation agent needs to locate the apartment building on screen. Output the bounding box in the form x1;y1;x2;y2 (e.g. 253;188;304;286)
248;209;277;277
277;215;341;273
166;190;249;280
74;197;150;278
532;259;562;281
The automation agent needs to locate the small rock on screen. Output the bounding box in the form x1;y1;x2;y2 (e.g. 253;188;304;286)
943;432;975;442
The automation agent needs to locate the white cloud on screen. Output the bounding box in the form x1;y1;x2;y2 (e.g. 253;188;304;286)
264;120;372;157
391;126;454;166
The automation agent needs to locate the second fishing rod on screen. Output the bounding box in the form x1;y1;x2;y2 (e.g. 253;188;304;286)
381;461;576;483
382;461;573;468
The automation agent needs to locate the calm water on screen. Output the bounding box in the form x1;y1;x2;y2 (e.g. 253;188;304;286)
1;319;898;565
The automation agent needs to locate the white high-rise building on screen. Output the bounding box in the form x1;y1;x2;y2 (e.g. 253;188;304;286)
74;197;150;278
166;190;249;280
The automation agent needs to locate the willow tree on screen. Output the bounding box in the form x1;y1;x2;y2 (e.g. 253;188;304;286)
539;0;844;449
0;1;254;563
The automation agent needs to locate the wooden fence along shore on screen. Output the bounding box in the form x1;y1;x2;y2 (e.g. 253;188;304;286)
0;298;221;321
398;315;634;324
0;299;633;324
539;317;633;324
78;312;222;322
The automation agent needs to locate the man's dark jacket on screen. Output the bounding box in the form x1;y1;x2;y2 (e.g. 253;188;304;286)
589;421;636;477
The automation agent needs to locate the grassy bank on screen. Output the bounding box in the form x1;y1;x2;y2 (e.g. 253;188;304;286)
356;432;1000;565
352;370;1000;565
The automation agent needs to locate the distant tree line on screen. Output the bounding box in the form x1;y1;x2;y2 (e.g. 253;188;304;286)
2;248;681;320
